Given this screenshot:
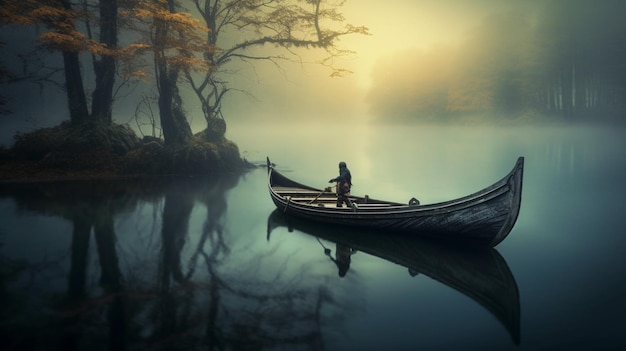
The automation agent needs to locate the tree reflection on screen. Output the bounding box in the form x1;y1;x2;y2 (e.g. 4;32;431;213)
68;216;91;300
0;180;134;350
160;183;194;287
149;175;339;350
0;175;350;350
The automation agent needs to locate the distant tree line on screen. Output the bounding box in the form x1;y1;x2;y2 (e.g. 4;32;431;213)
369;0;626;123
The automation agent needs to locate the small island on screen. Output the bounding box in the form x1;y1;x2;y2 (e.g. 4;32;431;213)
0;0;368;183
0;119;248;183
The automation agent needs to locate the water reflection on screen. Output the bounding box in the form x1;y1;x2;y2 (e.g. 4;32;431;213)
267;209;521;345
0;176;348;350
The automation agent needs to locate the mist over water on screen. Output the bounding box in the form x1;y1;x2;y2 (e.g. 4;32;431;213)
230;120;625;201
1;0;625;348
2;121;626;349
235;120;626;348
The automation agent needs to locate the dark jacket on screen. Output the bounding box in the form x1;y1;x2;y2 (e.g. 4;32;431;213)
330;163;352;195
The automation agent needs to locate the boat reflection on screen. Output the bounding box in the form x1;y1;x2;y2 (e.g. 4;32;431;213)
267;209;521;345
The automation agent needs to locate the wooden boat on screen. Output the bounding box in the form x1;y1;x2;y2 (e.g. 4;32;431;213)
266;209;521;344
266;156;524;247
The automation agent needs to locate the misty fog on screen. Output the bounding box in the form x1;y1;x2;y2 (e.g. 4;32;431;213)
1;0;625;149
2;1;626;349
369;1;626;123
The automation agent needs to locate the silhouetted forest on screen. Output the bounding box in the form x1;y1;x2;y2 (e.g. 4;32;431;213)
369;0;626;123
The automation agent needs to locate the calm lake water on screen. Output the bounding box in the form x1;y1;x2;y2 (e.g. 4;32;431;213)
1;123;625;350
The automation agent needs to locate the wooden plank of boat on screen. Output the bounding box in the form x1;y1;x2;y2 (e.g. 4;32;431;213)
266;209;520;345
266;156;524;247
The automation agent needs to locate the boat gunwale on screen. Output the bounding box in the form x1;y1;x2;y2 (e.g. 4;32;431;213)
268;157;523;217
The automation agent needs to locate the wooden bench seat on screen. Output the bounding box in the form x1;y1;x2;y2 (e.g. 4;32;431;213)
288;197;336;201
274;188;327;195
287;197;397;208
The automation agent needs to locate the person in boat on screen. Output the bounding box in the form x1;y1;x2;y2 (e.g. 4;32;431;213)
329;161;353;208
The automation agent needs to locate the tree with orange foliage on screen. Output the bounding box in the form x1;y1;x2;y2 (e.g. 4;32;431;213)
0;0;120;125
0;0;212;147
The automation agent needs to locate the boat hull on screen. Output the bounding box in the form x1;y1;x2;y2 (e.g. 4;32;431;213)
267;157;524;247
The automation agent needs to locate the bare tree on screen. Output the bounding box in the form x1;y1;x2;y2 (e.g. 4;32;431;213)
187;0;370;140
129;0;213;145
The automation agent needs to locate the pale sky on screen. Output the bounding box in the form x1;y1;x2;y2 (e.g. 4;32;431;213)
341;0;505;88
221;0;543;125
0;0;546;144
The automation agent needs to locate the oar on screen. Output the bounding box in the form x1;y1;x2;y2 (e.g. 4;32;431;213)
316;237;332;256
308;186;332;204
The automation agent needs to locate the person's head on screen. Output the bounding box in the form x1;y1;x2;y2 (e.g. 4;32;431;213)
338;262;349;277
338;267;348;277
338;161;347;169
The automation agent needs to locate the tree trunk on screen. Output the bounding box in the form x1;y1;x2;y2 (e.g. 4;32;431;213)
62;51;89;125
58;0;88;125
91;0;118;124
157;71;192;145
155;0;192;146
